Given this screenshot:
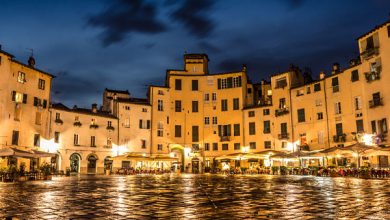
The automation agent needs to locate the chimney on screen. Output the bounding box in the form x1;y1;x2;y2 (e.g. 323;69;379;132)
73;105;78;109
92;103;98;113
28;56;36;67
319;71;326;80
332;63;340;74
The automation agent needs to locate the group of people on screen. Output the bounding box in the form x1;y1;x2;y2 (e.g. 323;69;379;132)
115;168;171;175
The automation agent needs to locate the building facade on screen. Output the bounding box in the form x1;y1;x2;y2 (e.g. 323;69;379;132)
0;20;389;173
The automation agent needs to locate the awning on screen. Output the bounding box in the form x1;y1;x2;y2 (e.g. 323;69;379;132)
0;147;56;158
215;152;263;161
151;155;178;161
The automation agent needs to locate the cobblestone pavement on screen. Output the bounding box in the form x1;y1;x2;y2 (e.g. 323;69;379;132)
1;174;390;219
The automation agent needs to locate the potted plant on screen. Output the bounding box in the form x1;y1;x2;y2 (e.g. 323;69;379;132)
73;121;82;127
271;166;279;175
5;165;18;182
40;162;52;180
280;166;288;175
17;162;27;181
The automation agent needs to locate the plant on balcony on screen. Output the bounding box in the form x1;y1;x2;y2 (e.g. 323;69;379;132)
90;124;99;129
73;121;82;127
54;118;63;125
333;133;346;142
106;125;115;131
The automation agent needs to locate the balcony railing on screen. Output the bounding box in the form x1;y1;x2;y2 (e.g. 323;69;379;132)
369;98;383;108
365;67;381;83
278;133;289;140
360;47;379;60
333;134;346;143
220;136;231;142
275;107;289;117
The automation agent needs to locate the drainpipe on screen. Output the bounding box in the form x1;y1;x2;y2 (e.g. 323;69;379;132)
323;76;331;149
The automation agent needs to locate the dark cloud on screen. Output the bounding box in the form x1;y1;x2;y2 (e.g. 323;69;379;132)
197;41;221;53
170;0;215;38
284;0;306;10
87;0;167;46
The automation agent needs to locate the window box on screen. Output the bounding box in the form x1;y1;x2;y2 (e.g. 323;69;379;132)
369;98;383;108
333;134;346;143
54;119;63;125
360;47;379;60
278;133;289;140
73;121;82;127
275;107;289;117
106;126;115;131
365;68;381;82
90;124;99;129
220;136;230;142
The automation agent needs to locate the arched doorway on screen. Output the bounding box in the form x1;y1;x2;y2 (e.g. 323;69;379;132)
70;153;81;173
87;154;98;174
104;156;112;174
170;144;185;172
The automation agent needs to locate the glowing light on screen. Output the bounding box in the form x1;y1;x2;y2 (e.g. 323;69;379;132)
111;144;128;156
264;159;271;167
286;140;300;152
169;152;175;158
142;153;146;157
336;154;341;158
40;138;59;153
352;152;358;157
222;162;230;170
184;147;191;157
241;146;249;153
362;134;375;146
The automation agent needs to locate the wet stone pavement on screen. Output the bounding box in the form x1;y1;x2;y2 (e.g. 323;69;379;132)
1;175;390;219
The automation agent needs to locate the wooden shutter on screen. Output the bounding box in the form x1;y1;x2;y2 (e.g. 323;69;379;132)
217;79;221;89
22;94;27;104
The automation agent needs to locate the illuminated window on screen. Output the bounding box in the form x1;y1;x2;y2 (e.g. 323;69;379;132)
17;72;26;83
157;122;163;137
124;118;130;128
335;102;342;114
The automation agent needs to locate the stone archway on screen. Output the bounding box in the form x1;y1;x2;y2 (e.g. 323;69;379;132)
87;154;98;174
70;153;81;173
170;144;185;172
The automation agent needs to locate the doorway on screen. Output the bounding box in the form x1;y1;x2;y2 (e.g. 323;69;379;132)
87;155;97;174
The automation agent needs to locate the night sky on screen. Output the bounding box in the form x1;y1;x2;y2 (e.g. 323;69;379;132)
1;0;389;107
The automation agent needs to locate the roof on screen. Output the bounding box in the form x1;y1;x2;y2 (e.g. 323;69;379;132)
357;19;390;40
0;49;15;58
116;97;150;106
184;53;209;61
51;103;117;119
105;88;130;94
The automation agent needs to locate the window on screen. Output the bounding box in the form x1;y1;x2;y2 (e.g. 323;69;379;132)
192;126;199;142
157;144;163;151
281;123;288;135
212;93;217;101
296;89;304;96
275;77;287;88
142;108;147;112
141;140;146;149
12;131;19;145
263;121;271;134
332;77;339;93
175;100;181;112
90;136;96;147
248;111;255;117
233;76;241;87
122;161;131;168
22;94;27;104
371;120;377;134
124;106;130;110
38;79;45;90
74;134;79;146
264;141;271;149
220;78;227;89
158;90;164;95
54;132;60;143
234;124;240;136
14;104;21;121
204;93;209;102
213;143;218;151
17;72;26;83
204;143;210;151
279;98;286;109
107;121;112;127
306;87;311;94
233;98;239;110
365;36;374;50
192;101;198;112
204;117;210;125
372;92;381;106
222;143;228;151
35;112;42;125
56;113;61;120
34;134;40;147
314;83;321;92
315;99;322;107
317;112;323;120
379;118;388;134
175;125;181;137
335;102;342;114
247;88;252;94
192;80;198;91
157;122;164;137
157;100;163;111
387;25;390;37
249;122;256;135
356;119;364;133
175;79;182;90
167;116;169;124
249;142;256;150
234;143;240;150
218;125;231;137
12;91;23;103
336;123;343;136
297;108;305;123
351;70;359;82
263;109;270;115
221;99;228;111
212;117;217;125
281;142;287;148
207;76;213;85
354;96;362;110
124;118;130;128
138;119;151;129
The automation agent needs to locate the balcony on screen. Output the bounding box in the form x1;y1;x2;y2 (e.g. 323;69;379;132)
278;133;289;140
360;47;379;60
220;136;231;142
275;107;289;117
333;134;346;143
369;98;383;108
365;67;381;83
